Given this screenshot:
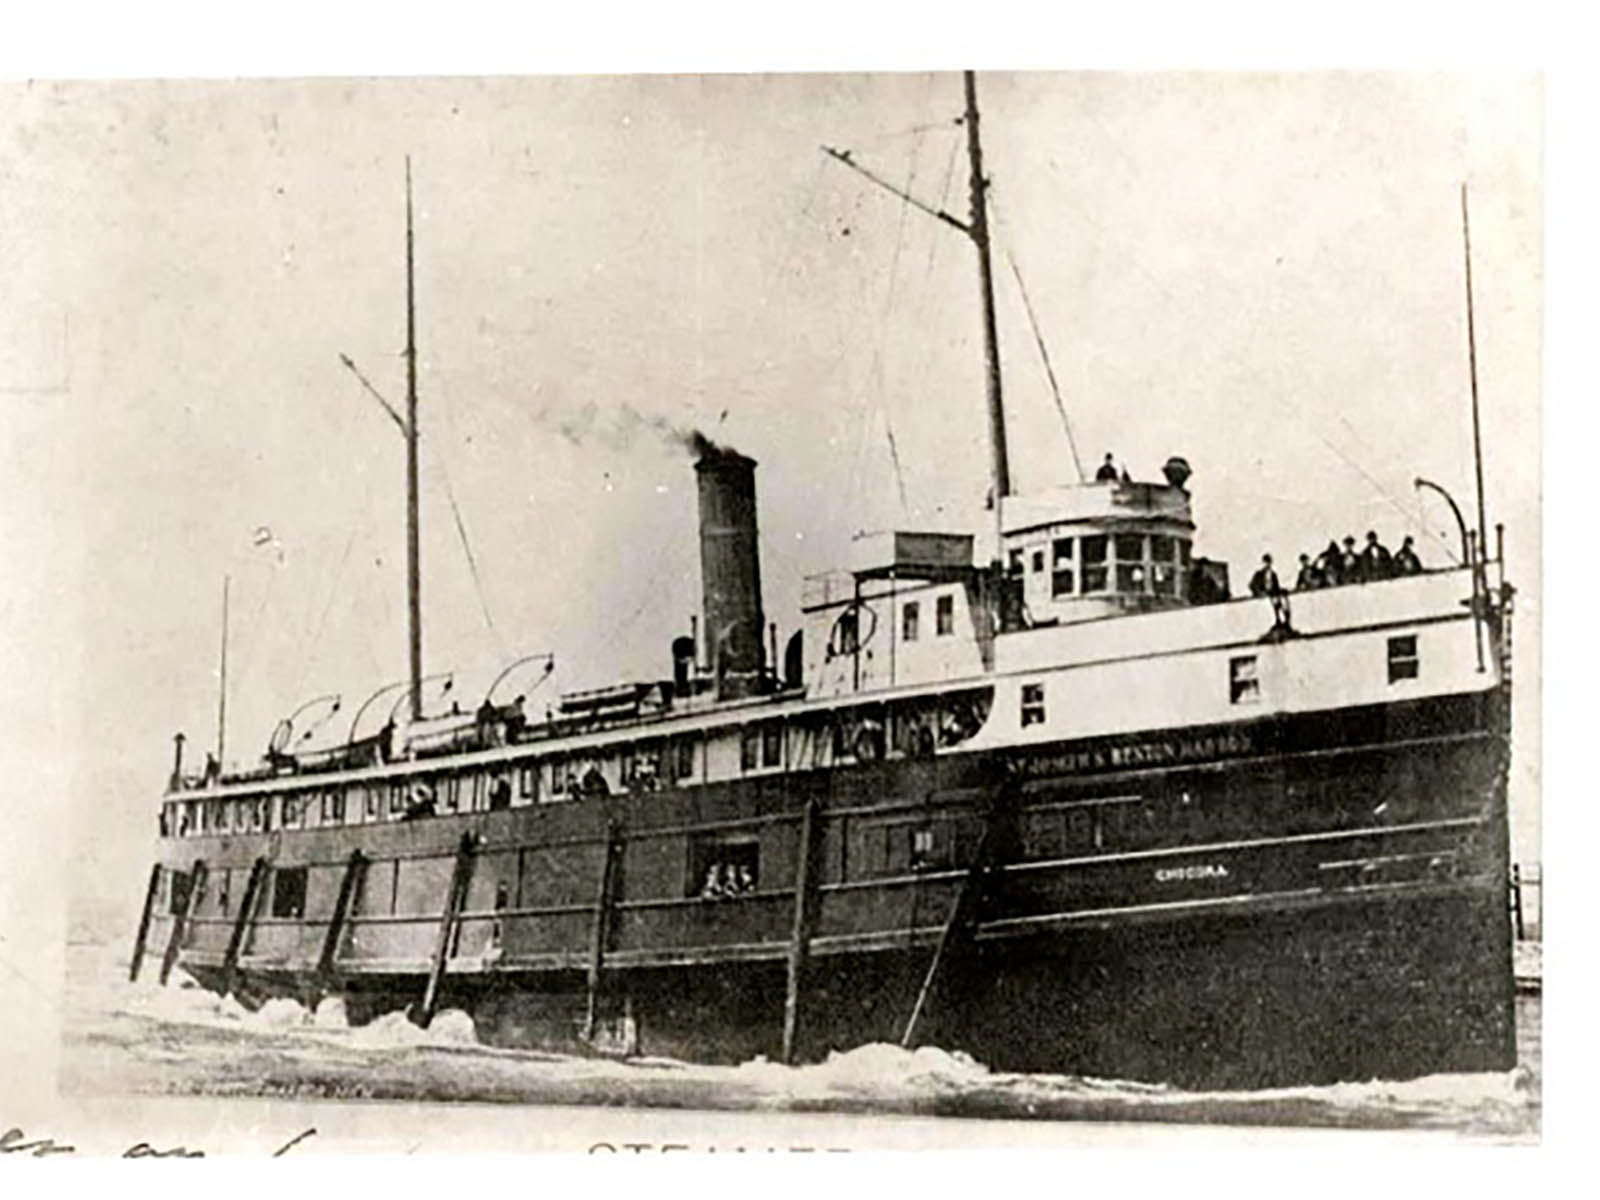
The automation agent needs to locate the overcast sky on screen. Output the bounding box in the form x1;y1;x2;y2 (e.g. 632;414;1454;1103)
0;71;1540;929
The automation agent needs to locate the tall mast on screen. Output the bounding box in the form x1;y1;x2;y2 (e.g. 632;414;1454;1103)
404;157;423;722
963;70;1011;506
1460;183;1488;556
216;574;229;768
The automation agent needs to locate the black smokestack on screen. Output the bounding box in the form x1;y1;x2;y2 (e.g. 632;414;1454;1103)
694;441;766;700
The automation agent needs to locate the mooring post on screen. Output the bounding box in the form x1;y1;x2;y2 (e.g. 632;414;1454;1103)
901;796;1010;1050
318;849;369;985
1510;862;1525;941
128;864;163;982
781;795;823;1064
583;822;623;1041
219;856;270;996
159;859;208;986
417;833;478;1028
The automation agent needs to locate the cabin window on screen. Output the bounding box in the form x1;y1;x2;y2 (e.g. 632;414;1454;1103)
673;736;697;784
167;870;190;915
1052;538;1075;597
389;783;405;817
518;764;537;801
689;835;759;899
440;775;459;813
546;756;574;801
1081;535;1108;593
322;788;345;824
936;593;955;636
365;786;381;820
1230;655;1260;704
902;601;919;642
1388;634;1419;682
489;774;512;811
762;722;783;768
1117;561;1147;592
282;794;305;828
1031;549;1045;574
1007;548;1024;575
741;727;760;771
1152;561;1178;596
269;866;307;920
911;826;938;870
1020;682;1046;727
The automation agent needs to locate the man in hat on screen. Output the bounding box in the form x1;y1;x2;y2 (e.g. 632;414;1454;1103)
1393;535;1423;575
1249;554;1282;598
1359;530;1393;582
1295;552;1325;591
1095;452;1119;482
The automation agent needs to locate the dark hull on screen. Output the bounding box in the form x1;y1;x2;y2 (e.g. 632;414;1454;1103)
155;687;1517;1090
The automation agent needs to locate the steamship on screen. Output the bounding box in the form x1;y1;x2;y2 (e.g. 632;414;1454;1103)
131;73;1518;1090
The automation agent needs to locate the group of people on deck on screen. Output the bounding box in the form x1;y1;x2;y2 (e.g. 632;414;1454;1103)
1249;531;1424;597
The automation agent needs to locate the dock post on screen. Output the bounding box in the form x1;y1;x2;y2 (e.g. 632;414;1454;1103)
900;799;1010;1049
159;859;208;986
318;850;369;986
1510;862;1525;941
128;864;163;982
219;856;270;996
781;796;823;1064
583;822;623;1041
416;833;477;1028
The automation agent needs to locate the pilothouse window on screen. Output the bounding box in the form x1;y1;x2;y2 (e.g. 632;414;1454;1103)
936;594;955;635
902;601;919;642
1081;536;1108;593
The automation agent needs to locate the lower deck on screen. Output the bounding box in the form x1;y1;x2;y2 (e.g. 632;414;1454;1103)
136;687;1516;1086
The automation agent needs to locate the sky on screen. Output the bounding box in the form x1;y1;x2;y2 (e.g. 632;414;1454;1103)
0;70;1541;934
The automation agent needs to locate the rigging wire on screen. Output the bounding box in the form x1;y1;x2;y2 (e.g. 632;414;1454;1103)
434;385;507;658
997;232;1087;484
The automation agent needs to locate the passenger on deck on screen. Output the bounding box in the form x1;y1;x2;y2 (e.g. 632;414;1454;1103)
1394;535;1423;575
1248;554;1282;598
1360;530;1393;581
700;865;723;899
1340;536;1361;583
1294;553;1325;591
1095;452;1119;482
1317;540;1344;586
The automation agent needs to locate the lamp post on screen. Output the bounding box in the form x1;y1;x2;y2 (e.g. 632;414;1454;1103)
1413;477;1470;567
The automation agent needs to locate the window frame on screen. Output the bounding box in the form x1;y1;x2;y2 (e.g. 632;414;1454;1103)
935;593;955;636
901;600;920;643
1020;681;1046;727
1229;655;1260;704
1387;634;1420;683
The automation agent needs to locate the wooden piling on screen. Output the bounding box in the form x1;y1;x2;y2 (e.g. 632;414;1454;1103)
219;856;269;996
159;859;207;986
128;864;162;982
416;833;477;1027
318;849;368;985
583;822;624;1041
781;796;823;1064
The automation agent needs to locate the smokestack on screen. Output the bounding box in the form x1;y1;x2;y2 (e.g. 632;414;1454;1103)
695;447;766;699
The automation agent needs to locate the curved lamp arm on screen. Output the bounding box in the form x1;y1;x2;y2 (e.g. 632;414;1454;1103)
487;652;555;706
1414;477;1470;566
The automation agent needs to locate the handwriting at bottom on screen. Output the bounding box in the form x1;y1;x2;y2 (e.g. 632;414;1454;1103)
2;1125;317;1158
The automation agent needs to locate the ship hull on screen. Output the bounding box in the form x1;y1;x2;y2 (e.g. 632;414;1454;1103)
148;686;1516;1090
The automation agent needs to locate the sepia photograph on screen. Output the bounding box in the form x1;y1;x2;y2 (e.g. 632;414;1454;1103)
1;45;1547;1156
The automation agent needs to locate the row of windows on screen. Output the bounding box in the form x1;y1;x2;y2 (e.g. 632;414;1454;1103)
165;694;995;838
899;594;957;642
1010;533;1193;600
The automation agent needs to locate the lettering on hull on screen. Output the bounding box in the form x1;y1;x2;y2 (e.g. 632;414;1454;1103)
1155;863;1230;882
